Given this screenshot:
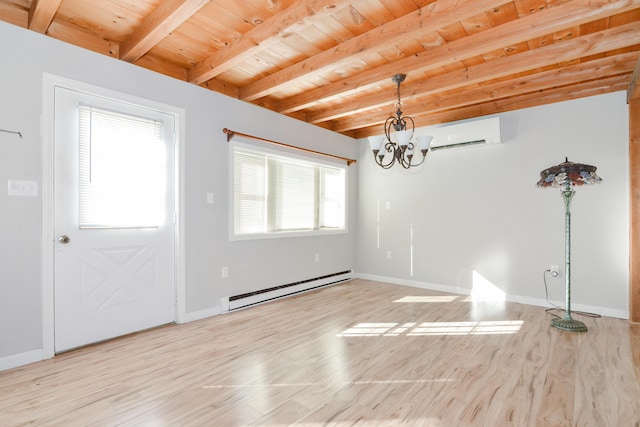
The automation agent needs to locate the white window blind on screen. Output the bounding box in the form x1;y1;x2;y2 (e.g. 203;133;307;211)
78;105;167;228
272;158;315;231
234;151;267;234
233;145;346;237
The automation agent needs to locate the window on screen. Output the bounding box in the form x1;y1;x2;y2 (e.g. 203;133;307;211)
233;144;347;238
78;105;168;228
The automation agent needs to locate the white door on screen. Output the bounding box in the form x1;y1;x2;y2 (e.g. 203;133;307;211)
53;86;176;352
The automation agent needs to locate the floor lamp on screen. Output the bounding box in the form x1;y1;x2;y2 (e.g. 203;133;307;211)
537;158;602;332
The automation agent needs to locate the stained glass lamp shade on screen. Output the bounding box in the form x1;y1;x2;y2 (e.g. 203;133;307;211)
537;158;602;332
537;157;602;188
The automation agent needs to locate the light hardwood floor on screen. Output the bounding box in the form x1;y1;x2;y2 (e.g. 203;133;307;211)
2;279;640;426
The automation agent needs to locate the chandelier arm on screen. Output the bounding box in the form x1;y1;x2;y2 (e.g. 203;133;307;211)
396;145;410;169
405;116;415;140
381;161;396;169
376;154;396;169
373;142;397;169
407;150;428;167
384;116;397;141
402;151;418;169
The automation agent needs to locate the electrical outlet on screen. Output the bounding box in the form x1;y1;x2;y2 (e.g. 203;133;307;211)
387;250;392;259
221;267;228;278
314;254;320;263
550;265;560;278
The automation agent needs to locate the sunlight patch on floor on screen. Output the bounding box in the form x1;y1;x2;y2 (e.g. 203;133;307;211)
337;320;523;337
393;295;460;303
408;320;523;336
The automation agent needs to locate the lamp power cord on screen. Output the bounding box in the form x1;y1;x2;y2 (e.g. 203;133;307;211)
543;269;600;319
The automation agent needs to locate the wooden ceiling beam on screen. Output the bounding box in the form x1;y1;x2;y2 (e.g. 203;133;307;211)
332;52;638;133
28;0;63;33
187;0;342;85
134;53;189;81
427;74;630;125
120;0;209;63
308;21;640;126
629;55;640;101
238;0;512;102
46;19;119;57
333;52;638;133
200;78;240;99
0;1;27;27
277;0;640;115
350;75;631;139
1;0;637;140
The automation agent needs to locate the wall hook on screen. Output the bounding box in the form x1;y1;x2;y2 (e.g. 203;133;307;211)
0;128;22;138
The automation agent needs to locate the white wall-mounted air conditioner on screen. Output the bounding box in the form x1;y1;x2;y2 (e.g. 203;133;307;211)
424;116;502;151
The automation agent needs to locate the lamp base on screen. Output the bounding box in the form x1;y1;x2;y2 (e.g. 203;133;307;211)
551;316;587;332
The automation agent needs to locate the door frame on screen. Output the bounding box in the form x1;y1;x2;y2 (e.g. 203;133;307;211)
41;73;187;358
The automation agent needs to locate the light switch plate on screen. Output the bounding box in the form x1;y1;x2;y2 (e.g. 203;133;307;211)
8;180;38;196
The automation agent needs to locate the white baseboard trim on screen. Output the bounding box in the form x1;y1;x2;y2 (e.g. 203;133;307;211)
182;306;220;323
506;294;628;320
355;273;629;320
356;273;472;296
1;307;221;372
0;349;44;372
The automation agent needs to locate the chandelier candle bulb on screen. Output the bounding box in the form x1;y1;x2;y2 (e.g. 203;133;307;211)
368;135;384;152
397;130;412;147
418;135;434;151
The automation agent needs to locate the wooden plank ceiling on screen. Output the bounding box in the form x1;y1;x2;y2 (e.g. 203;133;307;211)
1;0;639;139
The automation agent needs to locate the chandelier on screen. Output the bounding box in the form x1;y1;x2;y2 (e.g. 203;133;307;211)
368;74;433;169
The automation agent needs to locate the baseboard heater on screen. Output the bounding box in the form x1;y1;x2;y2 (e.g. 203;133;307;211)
222;270;352;311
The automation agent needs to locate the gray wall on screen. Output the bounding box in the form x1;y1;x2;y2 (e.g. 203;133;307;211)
0;21;358;365
356;92;629;317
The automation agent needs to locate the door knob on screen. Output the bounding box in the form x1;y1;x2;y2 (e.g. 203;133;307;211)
58;235;71;244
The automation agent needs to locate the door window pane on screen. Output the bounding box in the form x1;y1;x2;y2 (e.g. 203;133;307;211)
78;105;167;228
